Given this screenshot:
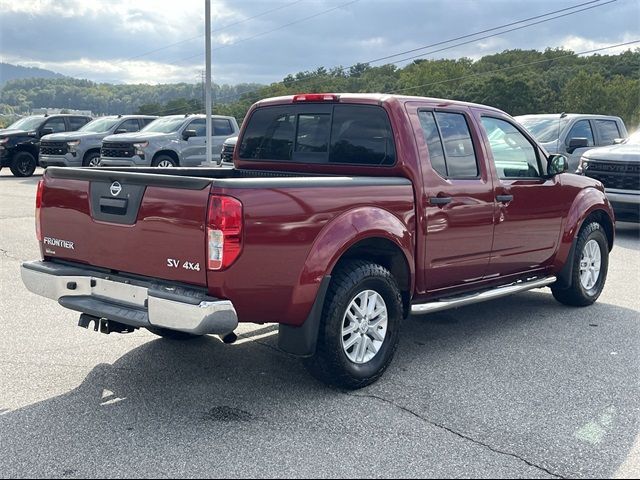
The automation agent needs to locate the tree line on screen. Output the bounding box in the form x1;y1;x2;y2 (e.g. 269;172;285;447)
1;48;638;130
0;78;262;117
213;48;640;129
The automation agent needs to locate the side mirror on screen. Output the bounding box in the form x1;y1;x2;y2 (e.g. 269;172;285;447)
40;127;54;136
182;129;197;141
613;138;625;145
114;128;127;134
567;137;588;154
548;154;569;176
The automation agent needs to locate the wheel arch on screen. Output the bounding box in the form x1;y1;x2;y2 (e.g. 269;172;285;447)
82;148;101;163
279;207;414;357
152;149;180;165
553;187;614;288
15;143;39;159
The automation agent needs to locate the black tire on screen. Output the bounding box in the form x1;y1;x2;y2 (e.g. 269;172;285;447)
10;151;37;177
552;222;609;307
151;155;178;167
303;260;403;390
147;327;201;340
82;151;101;167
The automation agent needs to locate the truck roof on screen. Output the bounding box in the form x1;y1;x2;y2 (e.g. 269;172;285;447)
159;114;237;120
515;113;624;121
254;93;507;115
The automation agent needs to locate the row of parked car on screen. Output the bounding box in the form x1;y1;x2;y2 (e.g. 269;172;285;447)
0;109;637;222
0;113;239;177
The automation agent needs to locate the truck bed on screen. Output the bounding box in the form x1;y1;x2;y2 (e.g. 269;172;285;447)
39;166;415;325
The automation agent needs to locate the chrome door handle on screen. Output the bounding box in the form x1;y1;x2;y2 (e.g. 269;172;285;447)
429;197;452;206
496;195;513;203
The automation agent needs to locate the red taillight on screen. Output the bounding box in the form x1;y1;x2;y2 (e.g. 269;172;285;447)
207;195;243;270
35;179;44;242
292;93;339;102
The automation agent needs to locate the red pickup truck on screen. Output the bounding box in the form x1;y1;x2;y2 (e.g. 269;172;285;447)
22;93;614;389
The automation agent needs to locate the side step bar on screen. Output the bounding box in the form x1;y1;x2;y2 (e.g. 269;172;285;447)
411;276;556;315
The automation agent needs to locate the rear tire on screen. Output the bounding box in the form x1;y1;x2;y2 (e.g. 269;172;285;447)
303;260;403;390
10;152;37;177
152;155;177;167
147;327;201;340
551;222;609;306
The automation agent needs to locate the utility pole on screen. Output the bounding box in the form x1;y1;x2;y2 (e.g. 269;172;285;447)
205;0;213;166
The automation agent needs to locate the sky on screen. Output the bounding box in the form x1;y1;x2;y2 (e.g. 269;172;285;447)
0;0;638;86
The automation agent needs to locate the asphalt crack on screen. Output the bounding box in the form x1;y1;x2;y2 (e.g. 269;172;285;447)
0;248;21;261
351;393;565;479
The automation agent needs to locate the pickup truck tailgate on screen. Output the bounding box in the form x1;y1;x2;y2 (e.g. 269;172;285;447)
39;169;211;286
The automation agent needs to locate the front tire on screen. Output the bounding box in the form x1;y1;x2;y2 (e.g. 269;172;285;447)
83;151;101;167
552;222;609;306
303;260;403;389
152;155;177;168
10;152;37;177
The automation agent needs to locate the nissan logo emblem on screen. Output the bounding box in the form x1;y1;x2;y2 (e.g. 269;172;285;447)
110;181;122;197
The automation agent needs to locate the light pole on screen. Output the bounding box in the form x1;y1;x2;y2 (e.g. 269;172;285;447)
205;0;213;166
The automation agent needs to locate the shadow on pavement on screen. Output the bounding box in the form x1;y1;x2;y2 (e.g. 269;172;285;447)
0;291;638;478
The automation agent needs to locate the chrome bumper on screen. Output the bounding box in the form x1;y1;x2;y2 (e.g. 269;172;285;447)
21;261;237;335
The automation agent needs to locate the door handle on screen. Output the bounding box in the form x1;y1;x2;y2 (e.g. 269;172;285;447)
429;196;452;206
496;194;514;203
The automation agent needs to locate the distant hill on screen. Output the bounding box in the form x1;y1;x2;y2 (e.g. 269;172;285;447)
0;63;65;85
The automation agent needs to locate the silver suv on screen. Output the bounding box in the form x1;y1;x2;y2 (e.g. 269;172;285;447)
39;115;157;167
100;114;239;167
515;114;628;172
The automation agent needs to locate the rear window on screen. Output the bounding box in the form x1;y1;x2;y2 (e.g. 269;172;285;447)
239;104;395;166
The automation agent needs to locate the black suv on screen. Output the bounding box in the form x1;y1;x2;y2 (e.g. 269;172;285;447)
0;114;92;177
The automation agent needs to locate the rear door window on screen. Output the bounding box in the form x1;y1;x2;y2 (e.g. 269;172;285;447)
239;104;395;165
435;112;478;177
418;111;447;177
594;119;621;145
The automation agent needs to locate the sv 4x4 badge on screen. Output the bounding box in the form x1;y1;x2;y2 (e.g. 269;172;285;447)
167;258;201;271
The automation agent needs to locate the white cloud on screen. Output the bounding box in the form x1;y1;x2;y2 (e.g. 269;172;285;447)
1;0;638;85
559;33;639;55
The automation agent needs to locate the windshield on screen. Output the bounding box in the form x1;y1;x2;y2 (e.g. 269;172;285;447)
6;116;45;131
79;117;119;133
518;117;569;143
141;117;185;133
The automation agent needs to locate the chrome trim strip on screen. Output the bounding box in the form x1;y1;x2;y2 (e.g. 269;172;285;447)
411;277;556;315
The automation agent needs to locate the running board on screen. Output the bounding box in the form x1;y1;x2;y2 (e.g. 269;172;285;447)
411;276;556;315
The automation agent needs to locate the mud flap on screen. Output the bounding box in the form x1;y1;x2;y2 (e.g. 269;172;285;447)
278;275;331;357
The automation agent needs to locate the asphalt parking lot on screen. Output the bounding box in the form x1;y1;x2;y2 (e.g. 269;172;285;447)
1;168;638;479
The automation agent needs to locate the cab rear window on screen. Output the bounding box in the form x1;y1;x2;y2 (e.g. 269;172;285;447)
239;104;396;166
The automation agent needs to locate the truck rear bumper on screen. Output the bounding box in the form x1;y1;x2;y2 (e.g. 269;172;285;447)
21;260;238;335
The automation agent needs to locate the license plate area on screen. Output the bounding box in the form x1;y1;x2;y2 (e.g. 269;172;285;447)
91;277;148;308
